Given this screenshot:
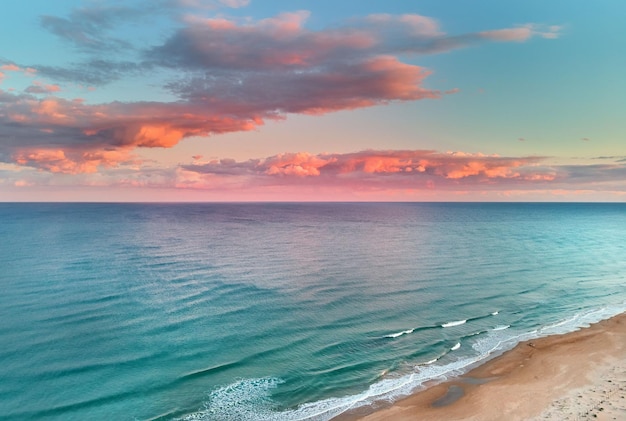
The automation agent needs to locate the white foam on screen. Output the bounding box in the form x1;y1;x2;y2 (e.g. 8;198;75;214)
442;319;466;328
472;304;626;358
416;353;446;367
491;311;499;316
183;355;494;421
385;329;414;338
180;304;626;421
537;304;626;336
177;377;285;421
450;342;461;351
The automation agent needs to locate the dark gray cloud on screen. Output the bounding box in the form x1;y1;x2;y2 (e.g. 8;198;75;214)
559;164;626;182
166;56;440;116
35;59;144;86
146;14;559;72
591;156;626;161
40;6;138;52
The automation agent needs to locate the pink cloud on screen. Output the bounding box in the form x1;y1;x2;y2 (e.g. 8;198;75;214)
217;0;249;7
5;149;625;201
1;58;437;173
479;24;561;42
1;64;20;72
149;13;555;73
264;152;334;176
176;0;250;9
25;82;62;94
1;11;561;174
13;179;35;187
181;149;554;185
158;150;626;200
0;64;37;75
1;92;268;173
13;147;137;174
479;27;533;42
166;11;377;71
121;148;623;201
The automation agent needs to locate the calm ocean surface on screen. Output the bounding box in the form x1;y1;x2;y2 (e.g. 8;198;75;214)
1;203;625;420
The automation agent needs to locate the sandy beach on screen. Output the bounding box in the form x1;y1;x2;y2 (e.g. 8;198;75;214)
336;312;626;421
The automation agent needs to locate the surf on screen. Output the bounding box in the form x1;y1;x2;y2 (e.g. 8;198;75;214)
442;319;466;328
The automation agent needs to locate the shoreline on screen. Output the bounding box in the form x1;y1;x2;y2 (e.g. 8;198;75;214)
334;312;626;421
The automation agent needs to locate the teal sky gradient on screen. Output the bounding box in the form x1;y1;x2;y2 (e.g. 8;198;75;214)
1;0;625;201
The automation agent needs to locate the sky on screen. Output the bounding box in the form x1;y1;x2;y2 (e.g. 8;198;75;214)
1;0;625;202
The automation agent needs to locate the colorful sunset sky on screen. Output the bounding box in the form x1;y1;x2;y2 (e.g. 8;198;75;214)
1;0;624;201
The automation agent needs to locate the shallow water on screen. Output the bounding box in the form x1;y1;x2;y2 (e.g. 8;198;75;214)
0;203;624;420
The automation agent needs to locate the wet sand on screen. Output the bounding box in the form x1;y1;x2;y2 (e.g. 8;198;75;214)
335;312;626;421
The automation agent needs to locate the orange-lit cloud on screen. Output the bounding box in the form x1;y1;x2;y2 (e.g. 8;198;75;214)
264;152;334;176
13;147;137;174
2;10;560;174
180;149;556;184
157;150;626;199
1;91;269;172
4;150;625;201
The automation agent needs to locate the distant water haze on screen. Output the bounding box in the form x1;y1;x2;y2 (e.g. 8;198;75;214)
0;203;624;420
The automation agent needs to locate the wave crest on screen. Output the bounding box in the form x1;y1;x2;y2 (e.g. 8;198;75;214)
385;329;414;338
442;319;466;328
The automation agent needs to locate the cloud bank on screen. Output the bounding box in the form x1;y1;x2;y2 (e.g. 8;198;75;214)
174;150;563;193
0;4;561;176
5;149;625;202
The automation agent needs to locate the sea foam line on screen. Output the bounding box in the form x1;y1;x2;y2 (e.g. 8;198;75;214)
181;304;626;421
183;338;502;421
386;311;501;338
385;329;414;338
493;325;510;331
441;319;466;328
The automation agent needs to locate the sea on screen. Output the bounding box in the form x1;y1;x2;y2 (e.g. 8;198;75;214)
1;202;625;421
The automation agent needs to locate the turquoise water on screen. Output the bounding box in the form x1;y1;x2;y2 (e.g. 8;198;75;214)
0;203;625;420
